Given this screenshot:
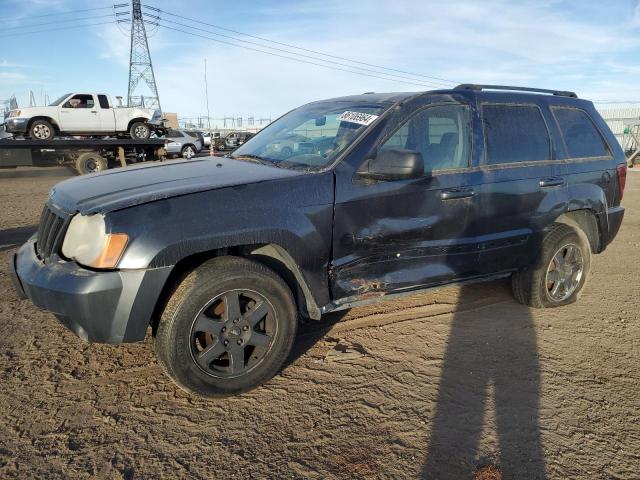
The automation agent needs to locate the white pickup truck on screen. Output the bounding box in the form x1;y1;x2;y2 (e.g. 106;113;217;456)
4;93;164;140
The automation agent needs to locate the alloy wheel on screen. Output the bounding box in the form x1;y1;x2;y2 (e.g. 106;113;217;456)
33;124;51;139
189;289;276;378
545;243;584;302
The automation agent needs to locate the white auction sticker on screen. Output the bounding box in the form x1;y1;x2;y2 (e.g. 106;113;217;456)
338;111;379;126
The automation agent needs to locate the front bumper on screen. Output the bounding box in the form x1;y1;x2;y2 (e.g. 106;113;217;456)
10;237;173;344
5;118;28;134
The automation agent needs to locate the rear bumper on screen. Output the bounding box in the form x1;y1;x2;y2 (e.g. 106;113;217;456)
10;237;173;344
604;206;624;247
5;118;28;134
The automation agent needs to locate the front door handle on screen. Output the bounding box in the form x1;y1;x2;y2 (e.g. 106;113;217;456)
539;177;565;188
440;188;475;200
91;110;98;113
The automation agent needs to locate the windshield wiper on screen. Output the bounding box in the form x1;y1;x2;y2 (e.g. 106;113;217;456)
230;154;272;166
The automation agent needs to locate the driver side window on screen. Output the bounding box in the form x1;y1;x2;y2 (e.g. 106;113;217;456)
380;104;471;172
62;94;95;109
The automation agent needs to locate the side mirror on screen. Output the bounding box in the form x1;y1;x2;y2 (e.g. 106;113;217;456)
358;148;425;181
315;116;327;127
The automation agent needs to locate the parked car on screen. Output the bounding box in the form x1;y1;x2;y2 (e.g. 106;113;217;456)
164;128;202;158
11;85;626;397
215;131;255;151
202;131;213;148
185;130;205;148
4;93;164;140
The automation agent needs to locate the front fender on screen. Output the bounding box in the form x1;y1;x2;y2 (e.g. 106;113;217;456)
108;173;335;307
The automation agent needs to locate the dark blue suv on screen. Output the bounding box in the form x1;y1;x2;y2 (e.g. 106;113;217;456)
10;84;626;397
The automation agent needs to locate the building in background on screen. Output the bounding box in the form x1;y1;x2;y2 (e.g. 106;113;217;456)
163;112;179;129
596;104;640;154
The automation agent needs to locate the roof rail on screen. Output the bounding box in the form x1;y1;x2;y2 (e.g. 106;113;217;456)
455;84;578;98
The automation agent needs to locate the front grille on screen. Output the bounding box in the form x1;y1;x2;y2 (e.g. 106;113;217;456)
36;206;70;260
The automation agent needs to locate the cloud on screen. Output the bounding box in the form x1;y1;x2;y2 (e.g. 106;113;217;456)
0;60;29;68
0;72;27;81
9;0;635;117
138;0;639;116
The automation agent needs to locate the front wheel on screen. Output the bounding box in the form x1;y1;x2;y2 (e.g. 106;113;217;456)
29;119;54;140
129;122;151;139
512;224;591;308
154;256;298;397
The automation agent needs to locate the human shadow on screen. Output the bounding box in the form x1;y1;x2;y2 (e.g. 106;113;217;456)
421;280;546;479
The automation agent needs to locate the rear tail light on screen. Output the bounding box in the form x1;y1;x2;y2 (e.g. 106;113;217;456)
616;163;627;201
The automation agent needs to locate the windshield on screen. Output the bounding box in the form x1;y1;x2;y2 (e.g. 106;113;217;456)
49;94;71;106
231;100;389;169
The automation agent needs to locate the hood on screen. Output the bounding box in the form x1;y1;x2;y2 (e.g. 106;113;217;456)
49;158;304;215
14;106;58;117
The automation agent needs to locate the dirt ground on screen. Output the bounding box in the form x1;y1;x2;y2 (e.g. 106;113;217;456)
0;167;638;479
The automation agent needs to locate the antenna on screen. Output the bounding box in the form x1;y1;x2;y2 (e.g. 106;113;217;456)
127;0;161;111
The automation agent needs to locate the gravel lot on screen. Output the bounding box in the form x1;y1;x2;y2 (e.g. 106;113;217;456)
0;166;638;479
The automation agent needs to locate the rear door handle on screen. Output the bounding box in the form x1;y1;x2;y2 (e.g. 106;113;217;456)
539;177;565;188
440;188;475;200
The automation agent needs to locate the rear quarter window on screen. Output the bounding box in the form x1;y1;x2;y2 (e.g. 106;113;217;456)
552;107;610;158
97;95;110;109
482;104;551;165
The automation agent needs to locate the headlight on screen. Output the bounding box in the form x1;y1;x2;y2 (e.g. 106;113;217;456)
61;214;128;269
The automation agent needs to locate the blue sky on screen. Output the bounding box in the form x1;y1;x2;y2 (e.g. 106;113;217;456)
1;0;639;121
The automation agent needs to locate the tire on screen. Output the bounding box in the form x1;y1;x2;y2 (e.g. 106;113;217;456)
281;146;293;158
74;151;108;175
129;122;151;139
155;256;298;397
181;145;196;159
512;223;591;308
28;119;54;140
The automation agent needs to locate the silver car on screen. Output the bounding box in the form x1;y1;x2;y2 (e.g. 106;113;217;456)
165;129;203;158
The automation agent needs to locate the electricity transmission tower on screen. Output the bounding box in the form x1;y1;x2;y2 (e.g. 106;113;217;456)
127;0;161;111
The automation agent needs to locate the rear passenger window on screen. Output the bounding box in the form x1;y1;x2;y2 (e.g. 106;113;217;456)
380;104;471;172
552;107;609;158
482;104;550;164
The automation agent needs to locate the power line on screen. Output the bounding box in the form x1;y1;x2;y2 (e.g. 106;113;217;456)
151;22;445;89
1;5;126;23
144;6;458;86
1;13;127;32
0;20;129;38
147;15;453;89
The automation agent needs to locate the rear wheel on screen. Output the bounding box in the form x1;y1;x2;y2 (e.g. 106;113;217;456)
155;256;298;397
129;122;151;139
181;145;196;158
74;151;108;175
29;119;54;140
512;224;591;308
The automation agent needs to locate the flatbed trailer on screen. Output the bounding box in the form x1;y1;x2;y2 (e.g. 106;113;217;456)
0;137;167;174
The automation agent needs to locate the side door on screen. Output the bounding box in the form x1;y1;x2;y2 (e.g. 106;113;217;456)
331;102;481;301
472;102;563;274
550;105;617;212
58;94;101;132
96;94;116;132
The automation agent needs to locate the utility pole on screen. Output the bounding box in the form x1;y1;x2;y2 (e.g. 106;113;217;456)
127;0;161;111
204;58;211;130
